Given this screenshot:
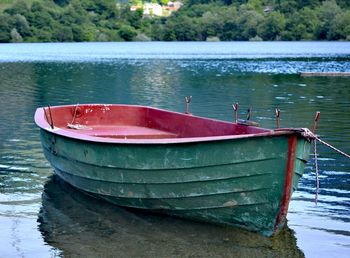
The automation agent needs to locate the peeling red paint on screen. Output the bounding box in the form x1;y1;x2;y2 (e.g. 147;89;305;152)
275;135;297;231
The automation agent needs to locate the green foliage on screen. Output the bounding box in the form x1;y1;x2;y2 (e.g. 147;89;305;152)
285;7;319;40
4;0;29;15
316;0;343;40
0;13;12;42
159;0;169;5
55;26;73;41
258;11;286;40
13;14;31;36
155;0;349;41
246;0;263;12
53;0;70;7
127;7;143;29
10;27;23;41
0;0;349;42
72;24;97;41
237;7;263;40
118;24;137;40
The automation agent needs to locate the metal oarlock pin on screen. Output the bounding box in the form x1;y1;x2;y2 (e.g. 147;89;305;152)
275;109;281;129
313;111;320;134
185;96;192;114
232;103;239;123
44;105;54;129
246;106;252;120
71;103;79;125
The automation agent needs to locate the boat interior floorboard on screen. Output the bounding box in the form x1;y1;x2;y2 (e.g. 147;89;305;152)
64;125;178;139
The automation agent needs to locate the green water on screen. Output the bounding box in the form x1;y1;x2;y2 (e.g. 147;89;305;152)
0;42;349;257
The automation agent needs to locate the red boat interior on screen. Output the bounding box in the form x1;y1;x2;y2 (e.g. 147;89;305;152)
39;104;270;140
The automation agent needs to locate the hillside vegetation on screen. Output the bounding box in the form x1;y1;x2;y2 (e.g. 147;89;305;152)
0;0;349;42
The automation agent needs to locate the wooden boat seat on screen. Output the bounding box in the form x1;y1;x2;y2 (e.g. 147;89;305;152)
65;124;178;139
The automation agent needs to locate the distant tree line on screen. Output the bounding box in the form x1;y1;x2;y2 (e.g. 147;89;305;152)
0;0;349;42
155;0;350;41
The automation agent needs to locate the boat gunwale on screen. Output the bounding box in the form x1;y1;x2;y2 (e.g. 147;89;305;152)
35;104;307;144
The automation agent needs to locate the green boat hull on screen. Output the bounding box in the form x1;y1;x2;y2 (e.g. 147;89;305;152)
40;129;310;236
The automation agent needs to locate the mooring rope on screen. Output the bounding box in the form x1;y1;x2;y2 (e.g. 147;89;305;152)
314;136;350;159
314;139;319;204
302;128;350;204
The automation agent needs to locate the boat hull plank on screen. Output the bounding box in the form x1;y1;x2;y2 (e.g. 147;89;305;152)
40;128;309;236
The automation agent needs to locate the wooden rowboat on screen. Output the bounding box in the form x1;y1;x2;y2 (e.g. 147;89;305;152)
34;104;312;236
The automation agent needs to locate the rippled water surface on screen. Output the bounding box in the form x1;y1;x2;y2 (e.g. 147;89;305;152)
0;42;349;257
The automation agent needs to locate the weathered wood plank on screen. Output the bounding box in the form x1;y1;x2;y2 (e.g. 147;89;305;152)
300;72;350;77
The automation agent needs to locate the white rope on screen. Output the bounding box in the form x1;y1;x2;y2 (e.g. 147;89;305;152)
300;128;350;159
300;128;350;204
314;139;319;204
314;136;350;159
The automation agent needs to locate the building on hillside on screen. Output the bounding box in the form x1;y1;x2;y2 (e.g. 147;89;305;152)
130;1;182;17
143;3;163;17
130;5;140;11
263;6;274;14
165;1;182;12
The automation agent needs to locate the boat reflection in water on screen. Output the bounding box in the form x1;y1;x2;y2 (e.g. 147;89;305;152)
38;176;304;257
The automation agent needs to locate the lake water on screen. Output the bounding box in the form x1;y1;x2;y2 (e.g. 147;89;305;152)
0;42;349;257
